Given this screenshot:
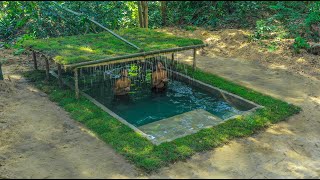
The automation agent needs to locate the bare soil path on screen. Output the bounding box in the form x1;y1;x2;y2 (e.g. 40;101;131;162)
0;35;319;178
0;50;139;179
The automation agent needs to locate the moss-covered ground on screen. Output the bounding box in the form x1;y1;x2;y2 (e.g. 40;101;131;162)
22;28;203;65
23;65;301;172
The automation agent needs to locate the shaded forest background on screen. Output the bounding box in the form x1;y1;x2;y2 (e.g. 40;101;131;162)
0;1;319;53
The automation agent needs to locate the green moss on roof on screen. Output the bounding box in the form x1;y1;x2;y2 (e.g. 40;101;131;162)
22;28;204;65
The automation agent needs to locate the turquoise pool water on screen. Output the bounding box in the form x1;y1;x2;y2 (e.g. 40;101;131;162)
81;76;246;127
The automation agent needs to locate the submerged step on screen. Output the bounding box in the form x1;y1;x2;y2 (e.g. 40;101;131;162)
138;109;225;145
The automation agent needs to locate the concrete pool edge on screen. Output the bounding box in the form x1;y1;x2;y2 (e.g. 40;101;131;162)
50;70;264;146
170;70;264;110
170;70;264;121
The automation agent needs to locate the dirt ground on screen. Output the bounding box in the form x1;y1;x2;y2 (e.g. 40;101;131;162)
0;29;320;178
158;27;320;81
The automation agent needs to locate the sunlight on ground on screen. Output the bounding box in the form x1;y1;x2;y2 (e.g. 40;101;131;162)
154;28;174;36
247;137;272;150
79;127;98;138
205;35;221;43
286;161;318;178
283;97;305;105
81;170;90;176
269;64;288;70
8;74;22;80
238;43;249;49
27;86;39;93
266;128;295;135
176;54;193;62
286;149;305;160
217;42;227;48
296;58;306;63
309;96;320;105
228;32;237;36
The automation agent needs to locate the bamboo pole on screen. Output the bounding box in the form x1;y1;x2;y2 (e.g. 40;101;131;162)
65;44;207;69
52;1;141;51
57;64;63;87
32;50;38;70
193;48;197;70
74;68;79;99
45;57;50;82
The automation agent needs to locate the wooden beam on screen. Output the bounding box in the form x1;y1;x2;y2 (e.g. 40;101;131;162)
74;68;79;99
193;48;197;70
45;57;50;82
32;50;38;70
57;64;63;87
65;44;207;69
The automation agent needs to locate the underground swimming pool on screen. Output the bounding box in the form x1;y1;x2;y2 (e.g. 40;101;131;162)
83;76;251;127
75;60;260;144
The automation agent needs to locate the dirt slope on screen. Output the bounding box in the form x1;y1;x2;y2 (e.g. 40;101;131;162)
157;27;320;81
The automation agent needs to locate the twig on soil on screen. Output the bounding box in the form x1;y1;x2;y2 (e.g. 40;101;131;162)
274;157;286;166
287;142;300;155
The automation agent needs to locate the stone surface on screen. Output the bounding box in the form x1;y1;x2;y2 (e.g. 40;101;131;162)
139;109;225;145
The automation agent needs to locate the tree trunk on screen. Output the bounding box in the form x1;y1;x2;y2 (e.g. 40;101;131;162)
137;1;144;28
161;1;167;26
141;1;148;29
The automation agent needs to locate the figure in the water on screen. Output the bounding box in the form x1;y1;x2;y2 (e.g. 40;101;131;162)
114;69;131;96
151;61;169;93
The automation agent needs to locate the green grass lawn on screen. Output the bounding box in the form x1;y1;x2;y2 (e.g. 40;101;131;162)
22;28;203;65
23;65;301;172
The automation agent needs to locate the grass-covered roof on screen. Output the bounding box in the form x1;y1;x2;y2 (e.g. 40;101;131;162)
23;28;204;65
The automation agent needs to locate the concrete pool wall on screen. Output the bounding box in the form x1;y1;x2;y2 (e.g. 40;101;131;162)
51;69;263;145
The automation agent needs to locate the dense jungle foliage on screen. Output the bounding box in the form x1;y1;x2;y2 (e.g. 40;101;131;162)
0;1;319;52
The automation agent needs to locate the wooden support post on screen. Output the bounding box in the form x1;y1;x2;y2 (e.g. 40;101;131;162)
57;64;63;87
45;57;50;82
171;53;177;69
32;50;38;70
0;62;3;80
74;68;79;99
193;48;197;70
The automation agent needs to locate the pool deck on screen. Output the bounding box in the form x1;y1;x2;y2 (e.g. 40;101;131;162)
138;109;226;145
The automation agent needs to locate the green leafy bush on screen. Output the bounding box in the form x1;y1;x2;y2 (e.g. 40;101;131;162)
185;25;197;31
252;19;276;40
293;36;310;53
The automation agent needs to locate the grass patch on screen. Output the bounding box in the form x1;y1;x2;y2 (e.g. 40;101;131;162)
21;28;203;65
23;67;301;172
